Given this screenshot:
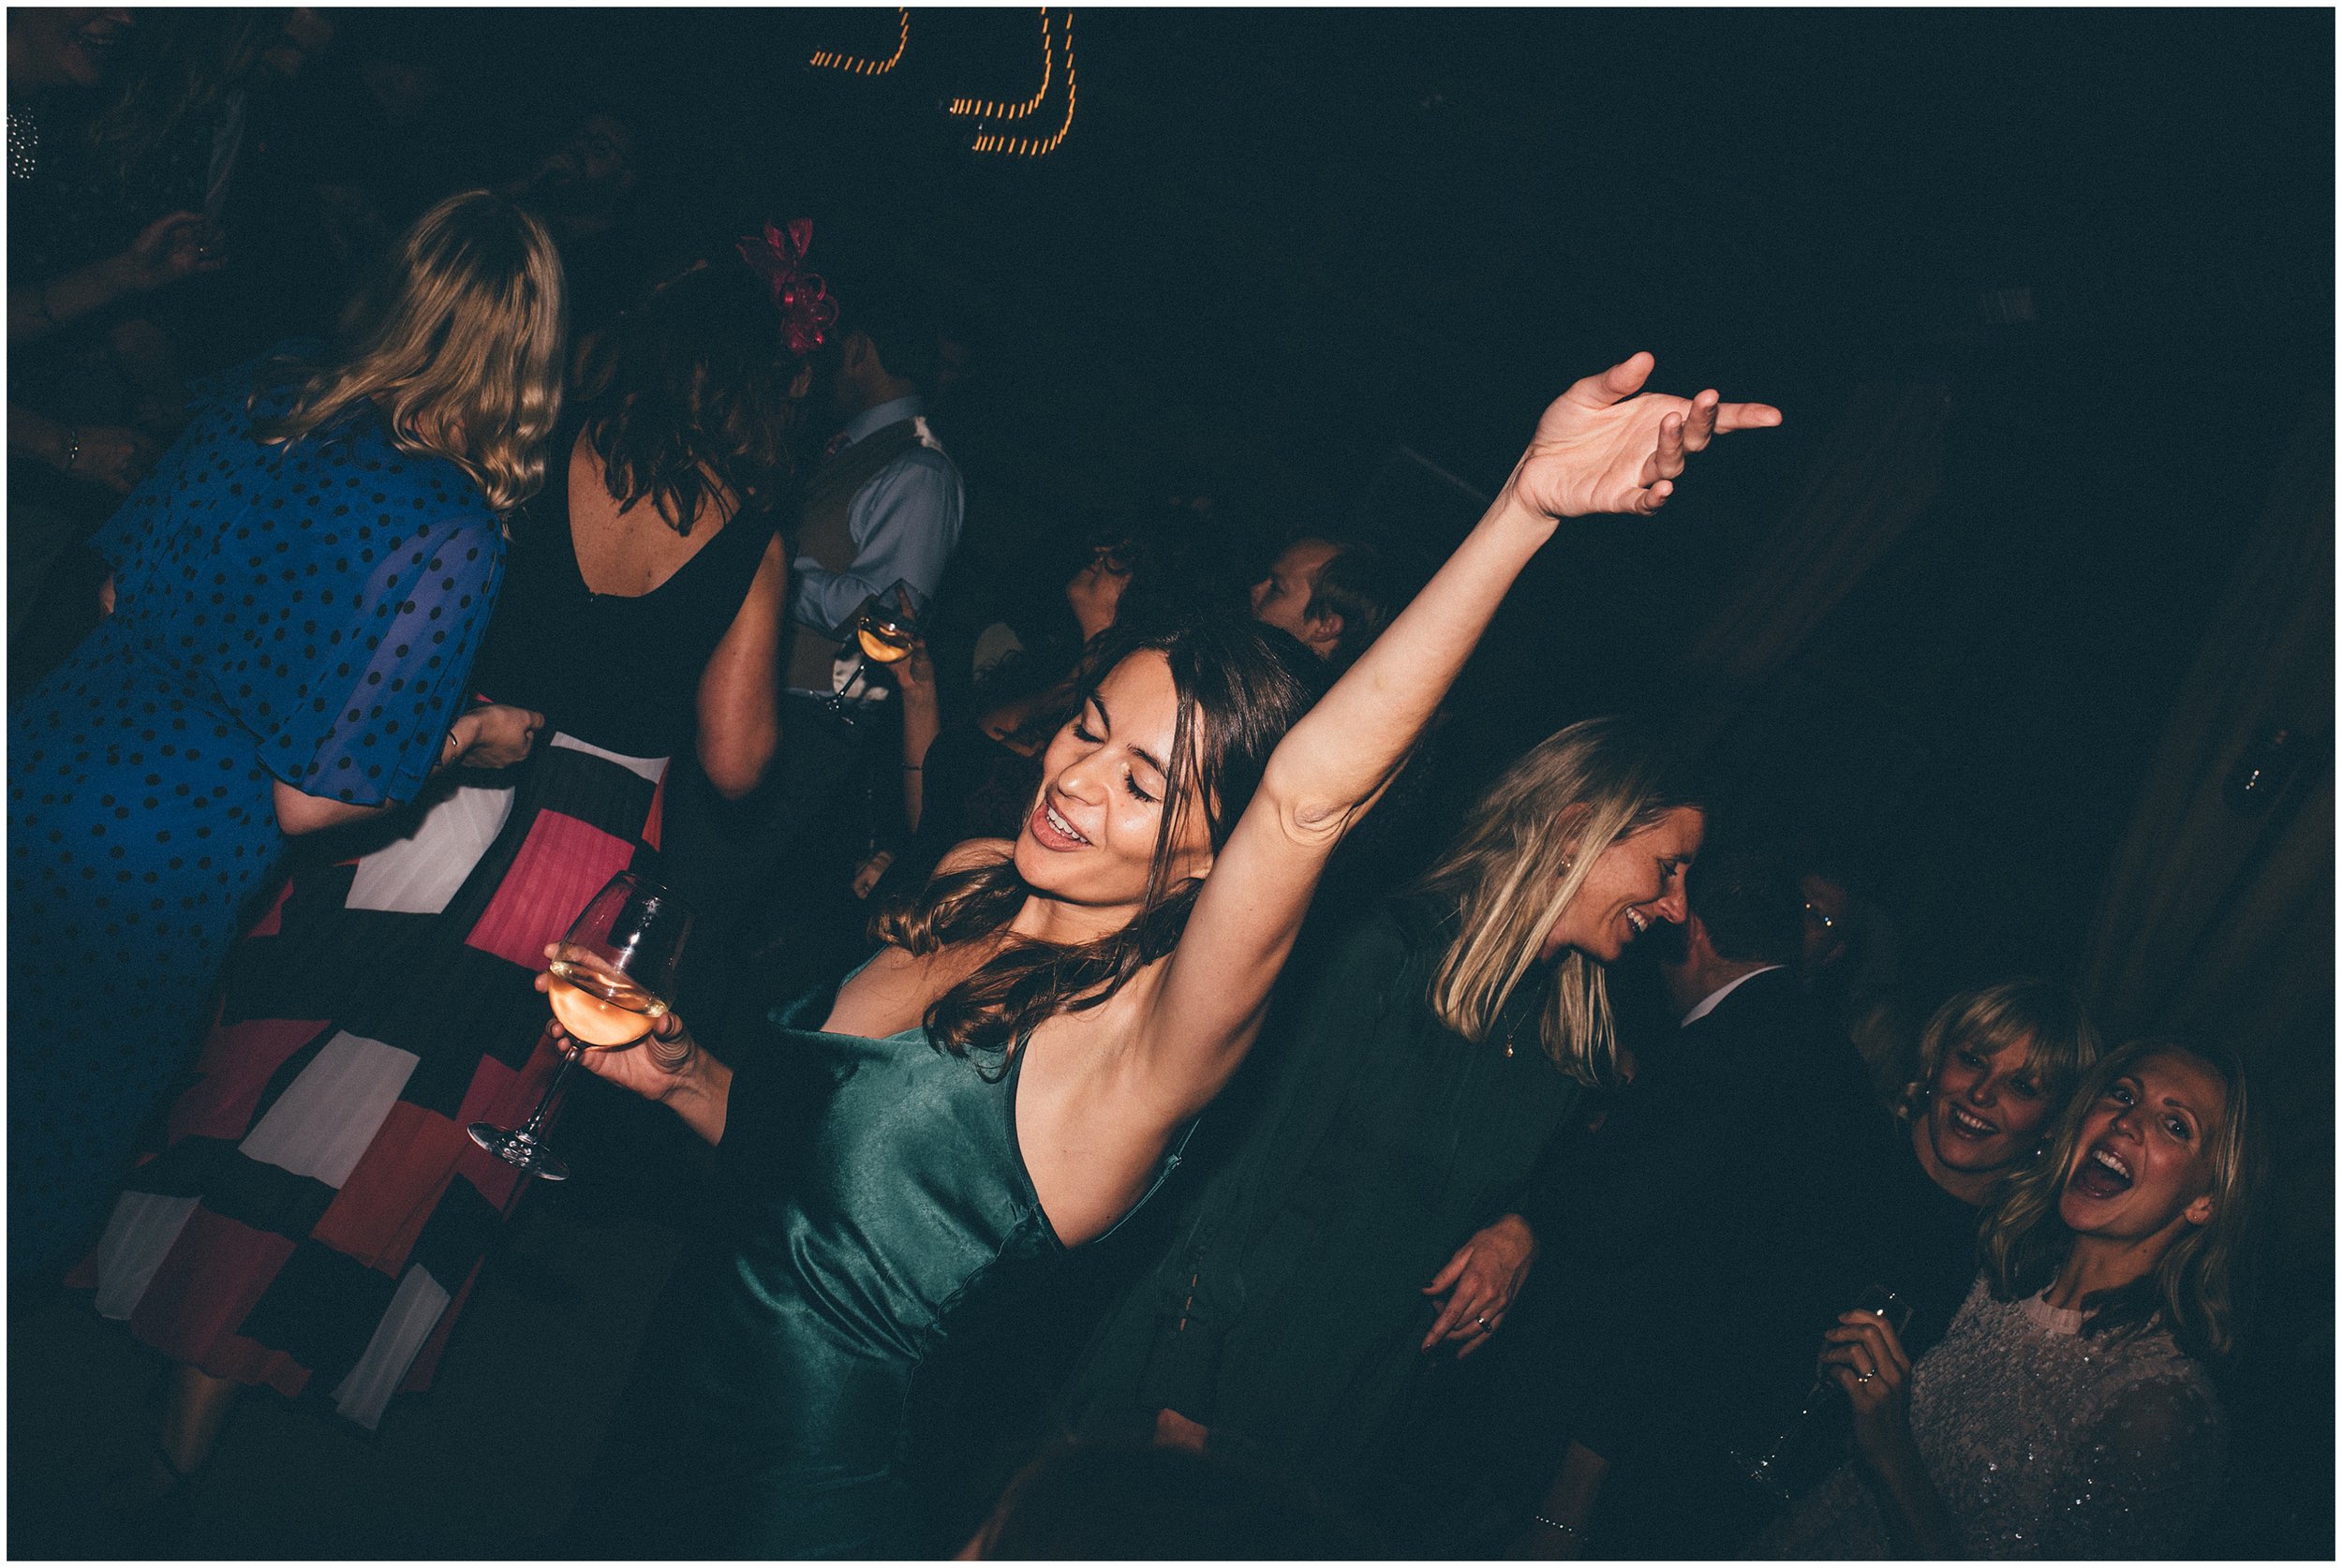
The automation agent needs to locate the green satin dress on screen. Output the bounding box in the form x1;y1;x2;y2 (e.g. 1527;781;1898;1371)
586;992;1183;1559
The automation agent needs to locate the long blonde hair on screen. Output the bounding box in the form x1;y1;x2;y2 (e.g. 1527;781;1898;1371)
253;190;567;513
1980;1036;2264;1364
1417;717;1699;1087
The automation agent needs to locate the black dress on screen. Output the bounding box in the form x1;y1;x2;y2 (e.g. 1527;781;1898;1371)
1061;898;1595;1536
74;431;780;1430
1855;1120;1991;1360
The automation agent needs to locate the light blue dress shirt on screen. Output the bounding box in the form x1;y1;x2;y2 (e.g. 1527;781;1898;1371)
788;394;966;645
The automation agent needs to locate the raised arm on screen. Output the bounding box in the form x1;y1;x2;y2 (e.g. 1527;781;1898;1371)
1134;354;1779;1117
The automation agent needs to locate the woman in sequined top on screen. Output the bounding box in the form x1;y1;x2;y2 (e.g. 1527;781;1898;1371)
1768;1036;2262;1559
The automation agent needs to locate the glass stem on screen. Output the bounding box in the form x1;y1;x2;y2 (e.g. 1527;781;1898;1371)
515;1043;582;1142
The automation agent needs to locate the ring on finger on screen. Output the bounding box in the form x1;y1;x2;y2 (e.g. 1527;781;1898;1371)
1475;1315;1490;1331
1856;1370;1875;1383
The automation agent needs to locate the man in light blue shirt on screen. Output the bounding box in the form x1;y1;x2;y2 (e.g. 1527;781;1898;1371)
786;394;963;654
780;310;965;701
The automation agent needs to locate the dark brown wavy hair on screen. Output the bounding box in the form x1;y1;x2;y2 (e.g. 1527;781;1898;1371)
875;616;1329;1072
571;257;814;533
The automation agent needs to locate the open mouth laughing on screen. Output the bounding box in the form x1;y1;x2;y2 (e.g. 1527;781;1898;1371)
2068;1140;2135;1201
1942;1102;2001;1143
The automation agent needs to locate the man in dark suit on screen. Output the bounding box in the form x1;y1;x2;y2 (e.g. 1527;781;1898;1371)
1509;847;1895;1559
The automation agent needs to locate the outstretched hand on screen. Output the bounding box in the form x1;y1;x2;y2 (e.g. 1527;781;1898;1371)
1508;352;1781;522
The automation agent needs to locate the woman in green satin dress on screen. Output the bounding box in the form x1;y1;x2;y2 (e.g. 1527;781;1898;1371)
560;355;1780;1557
1057;717;1705;1545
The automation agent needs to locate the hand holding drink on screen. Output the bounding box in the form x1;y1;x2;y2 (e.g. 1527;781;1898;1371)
544;947;668;1046
469;869;691;1181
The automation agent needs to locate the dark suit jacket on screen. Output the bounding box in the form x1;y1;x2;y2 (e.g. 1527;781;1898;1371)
1527;966;1898;1555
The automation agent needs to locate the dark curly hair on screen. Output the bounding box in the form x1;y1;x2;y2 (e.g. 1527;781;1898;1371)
570;258;813;533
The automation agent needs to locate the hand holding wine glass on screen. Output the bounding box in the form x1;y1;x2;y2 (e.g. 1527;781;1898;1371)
468;869;690;1180
1822;1302;1917;1463
826;580;923;715
1735;1283;1912;1500
853;581;920;666
537;952;701;1101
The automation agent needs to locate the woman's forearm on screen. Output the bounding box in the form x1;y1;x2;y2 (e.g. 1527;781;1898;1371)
272;710;491;835
653;1030;734;1144
1258;486;1553;826
899;688;939;834
9;253;137;343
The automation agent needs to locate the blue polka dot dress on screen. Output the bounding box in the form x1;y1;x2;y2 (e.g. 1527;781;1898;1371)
7;356;505;1278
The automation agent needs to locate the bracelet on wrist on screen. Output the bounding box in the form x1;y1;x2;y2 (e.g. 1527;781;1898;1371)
1533;1514;1579;1537
900;762;922;771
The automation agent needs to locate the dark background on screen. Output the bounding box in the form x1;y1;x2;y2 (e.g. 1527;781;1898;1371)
401;5;2334;1003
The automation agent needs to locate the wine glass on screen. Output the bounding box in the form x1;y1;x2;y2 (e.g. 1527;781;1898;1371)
467;869;691;1183
824;579;921;720
1735;1283;1913;1501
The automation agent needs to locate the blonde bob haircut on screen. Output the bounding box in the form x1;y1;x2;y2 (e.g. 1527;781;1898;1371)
1416;717;1699;1088
253;190;566;513
1980;1036;2264;1365
1895;978;2102;1123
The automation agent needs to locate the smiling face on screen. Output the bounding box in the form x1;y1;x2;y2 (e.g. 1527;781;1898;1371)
1537;806;1704;965
1924;1031;2056;1180
1013;650;1213;914
1250;539;1340;649
2058;1050;2226;1246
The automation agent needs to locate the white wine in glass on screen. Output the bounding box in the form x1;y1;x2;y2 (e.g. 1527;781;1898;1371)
468;869;690;1182
826;580;922;717
544;952;669;1047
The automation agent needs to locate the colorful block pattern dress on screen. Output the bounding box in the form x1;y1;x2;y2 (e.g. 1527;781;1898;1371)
8;360;503;1279
74;425;779;1429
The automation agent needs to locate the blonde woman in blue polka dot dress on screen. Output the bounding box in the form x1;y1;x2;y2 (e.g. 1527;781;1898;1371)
7;191;566;1280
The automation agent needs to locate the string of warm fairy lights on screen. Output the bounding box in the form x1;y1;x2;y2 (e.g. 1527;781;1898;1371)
969;8;1076;158
809;7;1077;157
808;7;908;75
946;9;1051;122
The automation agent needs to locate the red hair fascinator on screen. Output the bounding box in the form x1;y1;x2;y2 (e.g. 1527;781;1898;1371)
736;218;838;357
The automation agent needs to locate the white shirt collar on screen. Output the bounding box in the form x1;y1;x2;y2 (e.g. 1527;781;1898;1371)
1680;964;1786;1028
839;393;926;448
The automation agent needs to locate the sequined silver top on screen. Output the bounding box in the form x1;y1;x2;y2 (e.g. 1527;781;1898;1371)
1759;1275;2224;1559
